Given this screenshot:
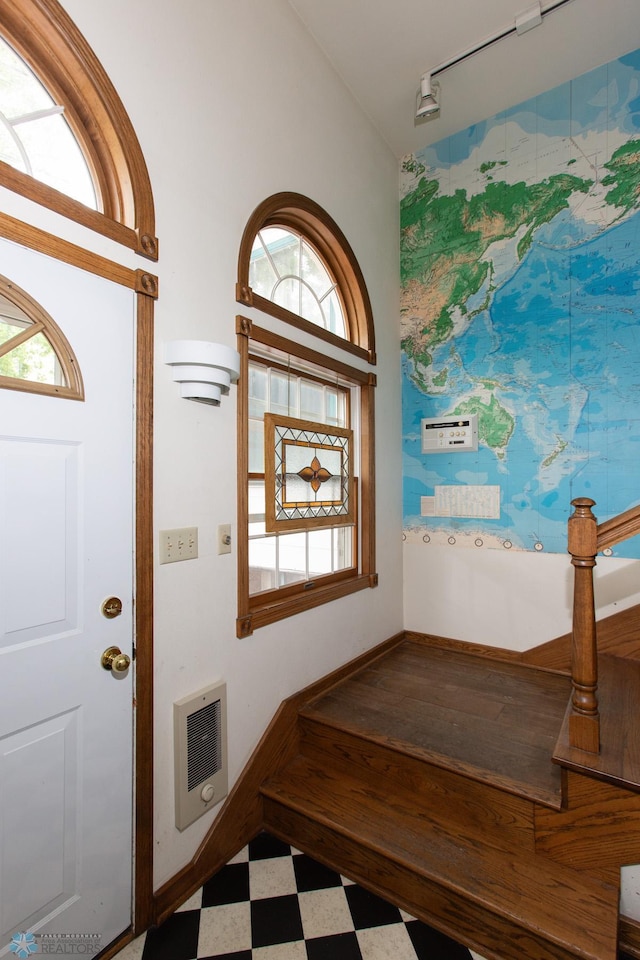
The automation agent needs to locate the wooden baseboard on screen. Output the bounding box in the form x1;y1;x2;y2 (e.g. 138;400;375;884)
405;630;523;662
97;929;134;960
407;607;640;672
153;631;406;925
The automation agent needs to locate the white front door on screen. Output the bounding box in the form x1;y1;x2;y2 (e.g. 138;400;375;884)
0;239;135;956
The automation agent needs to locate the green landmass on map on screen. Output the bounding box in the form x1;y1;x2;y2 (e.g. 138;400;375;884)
452;394;515;457
401;156;426;177
517;228;535;260
479;160;508;173
401;173;592;369
602;139;640;213
541;437;568;469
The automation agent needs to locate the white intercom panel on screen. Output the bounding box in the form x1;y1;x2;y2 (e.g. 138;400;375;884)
421;414;478;453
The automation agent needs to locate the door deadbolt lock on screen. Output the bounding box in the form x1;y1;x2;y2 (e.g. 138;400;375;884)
102;596;123;619
101;646;131;673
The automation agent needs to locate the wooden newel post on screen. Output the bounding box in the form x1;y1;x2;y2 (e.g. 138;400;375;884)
567;497;600;753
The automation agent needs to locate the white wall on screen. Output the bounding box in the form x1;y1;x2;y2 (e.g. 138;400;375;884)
404;543;640;650
49;0;402;887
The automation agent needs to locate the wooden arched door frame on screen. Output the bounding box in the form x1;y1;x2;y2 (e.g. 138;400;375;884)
0;0;157;260
0;0;157;943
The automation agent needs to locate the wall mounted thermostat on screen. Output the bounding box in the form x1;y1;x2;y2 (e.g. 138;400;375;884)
421;414;478;454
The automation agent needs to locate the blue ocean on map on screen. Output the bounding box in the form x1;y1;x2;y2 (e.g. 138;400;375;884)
425;49;640;168
403;207;640;557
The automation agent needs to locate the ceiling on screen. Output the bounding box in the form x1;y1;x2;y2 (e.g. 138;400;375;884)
288;0;640;158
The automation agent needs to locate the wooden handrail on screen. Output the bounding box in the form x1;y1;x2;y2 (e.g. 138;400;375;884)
567;497;640;754
597;503;640;551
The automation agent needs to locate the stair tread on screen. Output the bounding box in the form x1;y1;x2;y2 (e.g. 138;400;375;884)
262;754;618;960
301;641;569;808
555;653;640;791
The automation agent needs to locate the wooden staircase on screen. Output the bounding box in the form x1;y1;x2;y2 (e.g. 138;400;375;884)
259;639;640;960
154;500;640;958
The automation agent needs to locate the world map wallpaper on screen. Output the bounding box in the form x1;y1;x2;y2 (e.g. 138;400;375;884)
401;47;640;557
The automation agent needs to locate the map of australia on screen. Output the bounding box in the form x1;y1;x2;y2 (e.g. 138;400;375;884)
401;48;640;557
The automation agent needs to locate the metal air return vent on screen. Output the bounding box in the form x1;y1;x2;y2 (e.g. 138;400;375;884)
174;681;228;831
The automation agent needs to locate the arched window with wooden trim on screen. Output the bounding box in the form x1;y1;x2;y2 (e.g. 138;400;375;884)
237;193;376;365
0;272;83;400
236;194;377;637
0;0;157;259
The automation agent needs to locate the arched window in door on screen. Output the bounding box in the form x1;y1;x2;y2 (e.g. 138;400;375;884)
0;272;83;400
0;0;157;259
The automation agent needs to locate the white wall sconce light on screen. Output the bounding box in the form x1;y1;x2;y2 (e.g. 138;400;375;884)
165;340;240;405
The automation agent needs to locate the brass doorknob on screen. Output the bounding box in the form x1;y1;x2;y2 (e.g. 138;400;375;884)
101;646;131;673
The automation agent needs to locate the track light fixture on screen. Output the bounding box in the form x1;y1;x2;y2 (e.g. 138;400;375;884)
414;0;574;123
416;74;440;120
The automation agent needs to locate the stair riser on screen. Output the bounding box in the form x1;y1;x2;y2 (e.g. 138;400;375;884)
300;716;536;854
536;769;640;884
263;797;607;960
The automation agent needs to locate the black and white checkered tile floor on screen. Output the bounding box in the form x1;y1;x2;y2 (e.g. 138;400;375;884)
119;833;485;960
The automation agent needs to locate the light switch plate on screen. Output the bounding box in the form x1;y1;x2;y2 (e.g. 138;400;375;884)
160;527;198;564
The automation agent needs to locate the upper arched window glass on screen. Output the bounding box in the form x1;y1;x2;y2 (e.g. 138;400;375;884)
237;193;376;365
250;227;347;338
0;35;96;208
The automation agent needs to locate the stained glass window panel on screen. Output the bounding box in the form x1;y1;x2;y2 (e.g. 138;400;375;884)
282;443;343;506
264;414;354;532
